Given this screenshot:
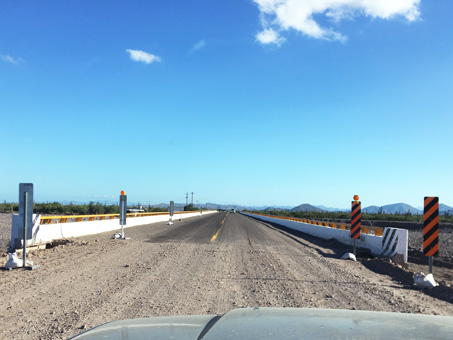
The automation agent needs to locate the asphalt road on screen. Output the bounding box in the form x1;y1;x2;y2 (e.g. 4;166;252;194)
144;211;227;244
2;212;453;340
145;212;285;246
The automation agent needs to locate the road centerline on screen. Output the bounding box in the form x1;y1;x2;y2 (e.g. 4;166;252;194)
210;212;229;242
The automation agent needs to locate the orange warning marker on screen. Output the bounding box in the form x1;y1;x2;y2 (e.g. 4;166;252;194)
351;196;361;240
424;197;439;257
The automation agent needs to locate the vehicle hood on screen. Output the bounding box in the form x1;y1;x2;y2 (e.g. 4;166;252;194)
69;307;453;339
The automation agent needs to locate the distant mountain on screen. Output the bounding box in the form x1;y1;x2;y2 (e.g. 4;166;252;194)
314;205;348;212
151;202;246;211
264;206;290;212
440;204;453;215
362;205;380;214
139;202;453;214
37;200;453;215
270;205;293;210
383;203;421;214
291;203;322;212
244;205;292;211
363;203;421;215
150;203;175;208
59;200;118;205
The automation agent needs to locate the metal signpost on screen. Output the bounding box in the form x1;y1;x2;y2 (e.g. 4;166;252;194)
170;201;174;220
18;183;39;270
351;195;361;256
119;191;128;239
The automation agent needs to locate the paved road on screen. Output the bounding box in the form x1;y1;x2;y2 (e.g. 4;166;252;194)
144;212;227;244
216;212;285;246
145;212;285;246
2;212;453;340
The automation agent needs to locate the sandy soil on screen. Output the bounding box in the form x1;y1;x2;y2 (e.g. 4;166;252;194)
0;213;452;339
0;213;13;249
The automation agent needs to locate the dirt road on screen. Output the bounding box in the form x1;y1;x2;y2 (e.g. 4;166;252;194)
1;212;452;339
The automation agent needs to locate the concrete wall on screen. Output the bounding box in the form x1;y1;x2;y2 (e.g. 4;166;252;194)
11;210;217;248
10;214;41;249
242;212;408;262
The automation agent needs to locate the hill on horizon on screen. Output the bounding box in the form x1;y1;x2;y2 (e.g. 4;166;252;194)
314;205;348;212
291;203;322;213
362;203;421;214
37;200;453;215
440;204;453;214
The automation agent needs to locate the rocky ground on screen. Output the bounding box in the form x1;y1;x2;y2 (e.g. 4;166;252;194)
0;213;13;250
0;212;452;340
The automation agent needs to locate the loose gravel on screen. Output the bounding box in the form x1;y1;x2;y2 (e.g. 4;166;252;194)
0;213;452;340
0;213;13;250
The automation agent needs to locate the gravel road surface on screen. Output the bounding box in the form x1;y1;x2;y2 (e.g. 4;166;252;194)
0;213;13;249
1;212;453;339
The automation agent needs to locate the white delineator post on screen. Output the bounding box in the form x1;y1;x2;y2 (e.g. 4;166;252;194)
119;191;127;239
169;201;174;221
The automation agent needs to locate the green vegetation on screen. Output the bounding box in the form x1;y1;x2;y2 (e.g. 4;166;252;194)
243;209;453;224
183;204;199;211
0;202;168;215
141;205;168;213
0;201;17;213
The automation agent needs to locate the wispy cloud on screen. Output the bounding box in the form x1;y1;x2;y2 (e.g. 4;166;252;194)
187;39;206;55
256;28;286;46
253;0;421;46
192;39;206;51
126;49;162;64
1;54;20;65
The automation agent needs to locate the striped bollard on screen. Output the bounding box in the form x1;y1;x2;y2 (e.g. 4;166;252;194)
424;197;439;274
351;195;361;256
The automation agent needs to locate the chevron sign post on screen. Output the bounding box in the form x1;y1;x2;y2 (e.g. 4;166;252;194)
424;196;439;274
351;195;361;256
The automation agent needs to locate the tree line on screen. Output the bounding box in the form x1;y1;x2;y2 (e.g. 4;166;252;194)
0;202;167;215
243;209;453;224
183;203;200;211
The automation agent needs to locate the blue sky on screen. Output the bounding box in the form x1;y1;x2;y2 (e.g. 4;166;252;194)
1;0;452;209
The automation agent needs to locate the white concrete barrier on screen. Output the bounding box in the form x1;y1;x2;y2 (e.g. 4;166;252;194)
10;214;41;249
242;213;408;262
10;210;217;248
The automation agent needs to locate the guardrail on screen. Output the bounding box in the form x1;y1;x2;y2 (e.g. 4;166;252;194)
248;213;384;236
40;211;211;225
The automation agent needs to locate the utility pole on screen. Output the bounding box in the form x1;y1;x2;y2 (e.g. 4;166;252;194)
191;192;194;205
185;192;188;206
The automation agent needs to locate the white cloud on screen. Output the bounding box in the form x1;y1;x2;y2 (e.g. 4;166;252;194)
187;39;206;55
253;0;421;45
256;28;286;45
1;54;19;64
126;49;162;64
192;39;206;51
